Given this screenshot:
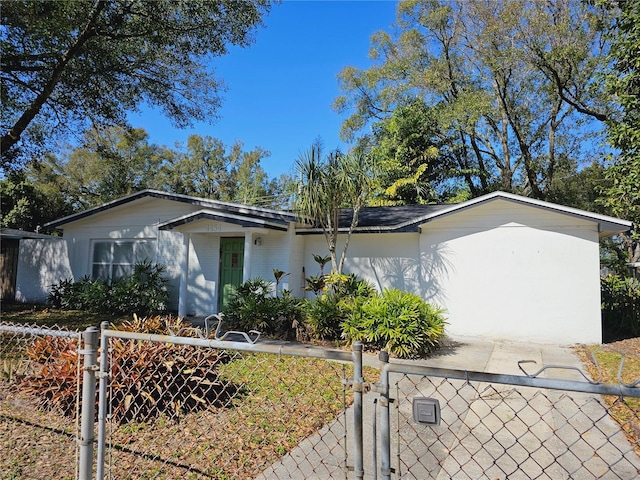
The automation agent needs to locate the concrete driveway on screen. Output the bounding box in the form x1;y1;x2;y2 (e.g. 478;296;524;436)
258;336;640;479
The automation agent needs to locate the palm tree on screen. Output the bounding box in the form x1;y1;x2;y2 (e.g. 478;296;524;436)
272;269;289;297
312;254;331;275
293;142;374;274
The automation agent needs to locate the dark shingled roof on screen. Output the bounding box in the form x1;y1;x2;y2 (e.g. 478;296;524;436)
297;204;454;233
344;204;451;228
0;227;53;239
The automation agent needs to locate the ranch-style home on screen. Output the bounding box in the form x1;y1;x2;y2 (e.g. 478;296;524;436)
13;190;632;345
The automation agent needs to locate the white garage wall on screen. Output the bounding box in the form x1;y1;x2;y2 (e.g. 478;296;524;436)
420;200;602;344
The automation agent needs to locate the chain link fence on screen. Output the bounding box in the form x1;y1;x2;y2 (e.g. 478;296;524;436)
377;363;640;479
0;322;83;480
3;318;640;479
97;328;357;479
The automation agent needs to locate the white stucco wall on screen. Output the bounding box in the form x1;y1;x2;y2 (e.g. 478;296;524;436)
419;200;602;344
184;233;219;315
15;238;73;303
246;229;294;292
302;232;422;295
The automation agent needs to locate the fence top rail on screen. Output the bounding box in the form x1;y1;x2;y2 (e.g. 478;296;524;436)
383;361;640;398
0;322;82;339
101;328;354;363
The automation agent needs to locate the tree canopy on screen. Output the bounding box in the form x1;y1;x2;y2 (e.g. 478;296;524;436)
599;0;640;264
0;128;287;231
1;0;271;170
334;0;615;201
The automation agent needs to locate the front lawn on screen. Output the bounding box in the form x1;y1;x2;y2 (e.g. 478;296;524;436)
1;302;129;330
0;302;374;479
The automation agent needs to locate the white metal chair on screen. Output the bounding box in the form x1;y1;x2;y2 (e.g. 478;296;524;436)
203;313;260;344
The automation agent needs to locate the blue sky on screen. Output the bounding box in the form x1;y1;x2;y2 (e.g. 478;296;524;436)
127;0;399;179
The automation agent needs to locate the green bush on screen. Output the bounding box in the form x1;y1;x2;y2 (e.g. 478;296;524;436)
47;261;169;316
109;260;170;315
222;278;304;340
47;276;108;311
601;274;640;340
342;288;446;359
303;294;344;340
302;273;376;340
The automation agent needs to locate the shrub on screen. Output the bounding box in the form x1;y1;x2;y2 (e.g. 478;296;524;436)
303;274;376;341
342;288;446;359
47;276;108;311
108;260;169;315
303;294;344;340
19;335;81;417
47;261;169;316
109;316;236;423
601;274;640;340
18;315;237;423
223;278;304;340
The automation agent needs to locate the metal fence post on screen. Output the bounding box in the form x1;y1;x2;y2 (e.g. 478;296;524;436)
378;350;391;480
352;341;364;479
96;321;110;480
79;326;99;480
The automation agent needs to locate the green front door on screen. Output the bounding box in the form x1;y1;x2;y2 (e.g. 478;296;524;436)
219;238;244;311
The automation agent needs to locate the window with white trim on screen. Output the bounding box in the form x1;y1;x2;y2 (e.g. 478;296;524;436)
91;240;156;280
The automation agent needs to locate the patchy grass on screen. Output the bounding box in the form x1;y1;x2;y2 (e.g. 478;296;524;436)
575;338;640;455
1;306;379;478
1;353;368;479
1;302;130;330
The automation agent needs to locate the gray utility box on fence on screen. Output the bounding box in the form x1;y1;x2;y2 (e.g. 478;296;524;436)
413;397;441;426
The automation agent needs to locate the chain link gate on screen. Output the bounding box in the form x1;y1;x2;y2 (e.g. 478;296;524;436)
370;354;640;479
95;324;366;479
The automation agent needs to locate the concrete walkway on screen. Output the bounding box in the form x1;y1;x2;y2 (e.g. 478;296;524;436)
257;336;640;479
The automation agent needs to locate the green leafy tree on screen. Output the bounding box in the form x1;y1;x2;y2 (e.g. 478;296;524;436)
0;170;72;231
334;0;613;200
1;0;271;169
31;126;172;210
228;142;274;206
599;0;640;265
371;98;462;204
159;135;234;199
294;142;374;274
157;135;278;206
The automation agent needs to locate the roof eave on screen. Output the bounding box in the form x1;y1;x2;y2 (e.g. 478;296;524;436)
158;210;289;231
44;189;296;230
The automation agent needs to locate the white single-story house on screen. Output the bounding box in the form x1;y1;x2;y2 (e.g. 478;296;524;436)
14;189;632;344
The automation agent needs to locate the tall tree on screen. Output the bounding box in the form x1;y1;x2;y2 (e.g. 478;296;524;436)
334;0;613;200
30;126;172;210
161;135;233;200
0;170;72;231
370;97;463;204
229;144;273;206
157;135;278;206
1;0;271;170
599;0;640;265
294;143;374;274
